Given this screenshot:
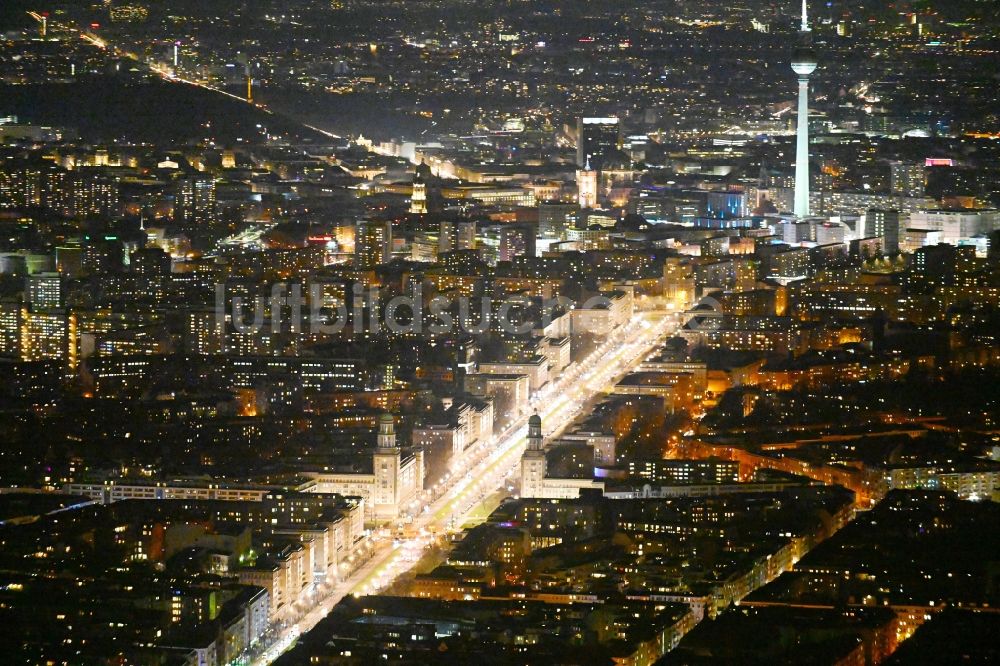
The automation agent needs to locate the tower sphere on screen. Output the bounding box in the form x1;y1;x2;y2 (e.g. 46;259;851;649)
791;46;818;75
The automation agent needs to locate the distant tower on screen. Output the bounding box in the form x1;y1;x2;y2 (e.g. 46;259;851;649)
245;60;253;103
519;414;546;498
791;0;817;218
373;413;402;514
576;158;598;209
410;174;427;215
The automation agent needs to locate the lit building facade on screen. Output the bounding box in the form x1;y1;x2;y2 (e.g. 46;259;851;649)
309;413;424;521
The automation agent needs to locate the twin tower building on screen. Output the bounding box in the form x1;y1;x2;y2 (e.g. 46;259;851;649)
311;410;589;521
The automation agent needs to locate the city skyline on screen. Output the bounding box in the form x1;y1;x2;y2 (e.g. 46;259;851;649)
0;1;998;664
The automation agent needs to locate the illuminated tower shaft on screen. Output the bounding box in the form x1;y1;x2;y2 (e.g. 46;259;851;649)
793;73;811;217
244;58;253;103
791;1;817;218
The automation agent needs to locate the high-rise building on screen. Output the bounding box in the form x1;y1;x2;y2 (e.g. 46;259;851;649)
0;303;22;358
767;247;810;283
499;225;535;263
175;175;217;223
815;222;846;246
707;191;747;220
479;226;502;266
439;220;476;253
538;202;576;240
890;161;925;197
23;310;73;367
479;225;534;265
131;247;171;277
82;238;124;275
55;246;84;278
867;209;901;254
791;1;817;218
781;220;812;244
411;232;439;263
576;117;620;169
663;258;695;311
185;309;225;355
912;243;967;277
354;220;392;268
26;272;63;309
66;172;119;218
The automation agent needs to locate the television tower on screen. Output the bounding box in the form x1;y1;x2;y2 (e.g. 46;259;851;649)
245;60;253;103
791;0;817;218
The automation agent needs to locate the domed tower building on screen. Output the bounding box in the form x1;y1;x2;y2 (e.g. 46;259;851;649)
371;413;401;517
372;412;424;519
310;412;424;521
520;414;547;498
518;413;607;499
